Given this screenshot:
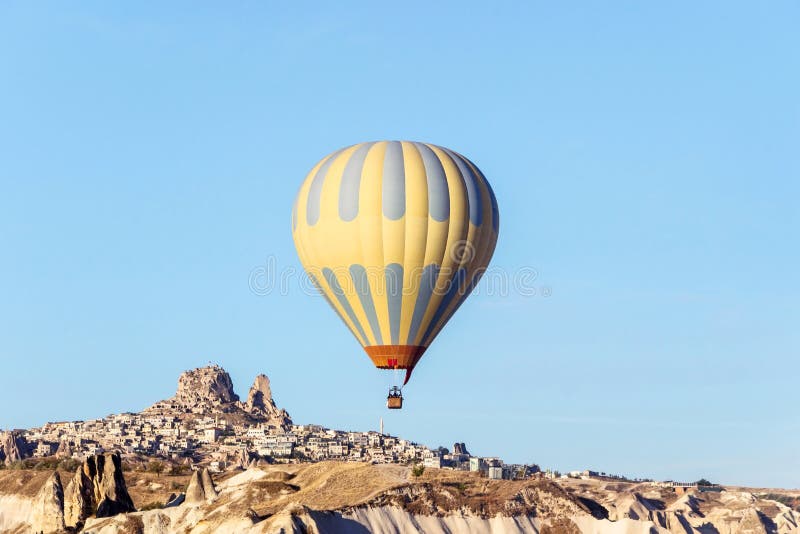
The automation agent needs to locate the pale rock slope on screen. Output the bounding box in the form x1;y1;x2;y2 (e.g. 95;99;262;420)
3;461;797;534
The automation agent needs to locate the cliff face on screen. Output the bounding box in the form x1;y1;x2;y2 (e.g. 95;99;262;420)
143;365;292;429
30;472;65;534
3;461;797;534
63;452;136;528
0;431;29;466
176;365;239;406
145;365;240;415
0;453;135;533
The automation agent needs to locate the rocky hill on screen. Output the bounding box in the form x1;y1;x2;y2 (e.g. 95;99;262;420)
143;365;291;429
1;461;798;534
1;365;797;533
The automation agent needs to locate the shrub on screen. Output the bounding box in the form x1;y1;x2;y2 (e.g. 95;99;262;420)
291;450;311;462
121;461;136;472
411;464;425;477
146;461;165;476
759;493;800;511
34;458;60;470
169;464;188;476
59;458;80;472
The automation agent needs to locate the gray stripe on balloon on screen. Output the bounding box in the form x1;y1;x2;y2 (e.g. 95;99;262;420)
413;142;450;222
420;267;467;346
385;263;404;345
440;269;485;337
306;147;348;226
322;267;369;345
406;264;440;345
466;158;499;233
382;141;406;220
308;272;361;341
339;142;375;222
349;264;383;345
442;148;482;227
487;179;499;233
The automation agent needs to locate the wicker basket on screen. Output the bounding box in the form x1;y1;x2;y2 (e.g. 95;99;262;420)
387;396;403;409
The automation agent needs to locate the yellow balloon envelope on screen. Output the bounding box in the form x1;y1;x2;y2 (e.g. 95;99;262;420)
292;141;499;384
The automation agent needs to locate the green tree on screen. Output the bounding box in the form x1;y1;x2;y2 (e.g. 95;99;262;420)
147;460;165;477
169;464;188;476
59;458;80;472
34;458;59;470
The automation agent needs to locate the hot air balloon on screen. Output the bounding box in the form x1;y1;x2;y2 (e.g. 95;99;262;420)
292;141;499;408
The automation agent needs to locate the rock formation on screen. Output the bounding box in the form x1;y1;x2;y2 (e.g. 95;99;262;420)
233;446;250;470
185;468;218;506
244;374;293;428
55;439;73;458
144;365;293;428
30;471;65;534
63;452;135;527
91;453;135;517
0;431;28;465
201;469;219;500
453;442;470;455
176;364;239;405
64;463;94;528
145;365;240;416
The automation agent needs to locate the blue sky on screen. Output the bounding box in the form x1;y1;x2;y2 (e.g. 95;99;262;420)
1;2;798;488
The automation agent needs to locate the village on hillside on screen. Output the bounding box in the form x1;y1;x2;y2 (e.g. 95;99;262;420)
1;366;700;490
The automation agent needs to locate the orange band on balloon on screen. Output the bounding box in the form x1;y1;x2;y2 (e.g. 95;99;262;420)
364;345;427;370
